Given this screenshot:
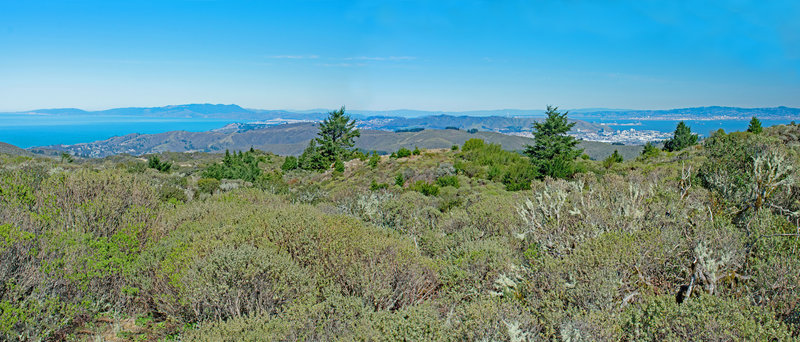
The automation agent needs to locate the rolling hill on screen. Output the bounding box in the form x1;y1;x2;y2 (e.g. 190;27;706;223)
0;142;32;156
31;123;642;160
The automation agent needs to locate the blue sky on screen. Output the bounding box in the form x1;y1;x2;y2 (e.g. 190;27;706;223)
1;0;798;111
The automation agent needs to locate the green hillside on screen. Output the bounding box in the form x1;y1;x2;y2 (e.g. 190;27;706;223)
1;124;798;340
34;123;640;160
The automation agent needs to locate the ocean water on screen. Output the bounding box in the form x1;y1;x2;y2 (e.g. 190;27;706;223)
0;115;237;148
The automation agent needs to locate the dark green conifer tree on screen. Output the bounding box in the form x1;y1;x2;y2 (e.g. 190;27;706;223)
524;105;583;179
314;106;360;164
299;106;360;171
663;121;698;152
747;116;763;134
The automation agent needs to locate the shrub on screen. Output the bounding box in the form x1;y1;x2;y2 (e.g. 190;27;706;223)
370;180;389;191
394;173;405;187
396;148;412;158
148;190;439;322
0;169;159;340
451;145;459;151
159;185;187;203
501;162;538;191
435;175;460;188
203;150;262;181
334;159;345;173
281;156;299;171
298;141;329;171
412;146;421;155
353;150;368;161
197;178;221;194
699;130;794;213
621;294;792;340
353;304;444;341
180;294;366;341
148;155;172;172
639;142;660;159
462;138;485;152
410;181;439;196
180;244;313;321
368;152;380;168
602;150;623;168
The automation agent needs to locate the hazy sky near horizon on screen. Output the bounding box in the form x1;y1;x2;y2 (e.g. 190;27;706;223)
1;0;799;112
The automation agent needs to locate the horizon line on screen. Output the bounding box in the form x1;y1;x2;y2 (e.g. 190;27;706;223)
2;103;798;114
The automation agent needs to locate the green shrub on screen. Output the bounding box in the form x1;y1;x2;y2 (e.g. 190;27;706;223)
203;150;262;182
281;156;299;171
699;130;794;212
353;150;368;161
639;142;660;159
353;304;444;341
462;138;485;152
370;180;389;191
160;185;187;203
298;141;329;171
621;294;792;340
180;293;366;341
148;190;439;322
148;155;172;172
602;150;623;169
409;181;439;196
501;162;538;191
334;159;345;173
396;148;412;158
435;175;460;188
394;173;405;187
412;146;421;155
180;244;313;321
197;178;221;194
368;152;381;168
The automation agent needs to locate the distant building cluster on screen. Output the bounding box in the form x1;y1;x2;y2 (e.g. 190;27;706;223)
510;128;671;145
572;128;672;145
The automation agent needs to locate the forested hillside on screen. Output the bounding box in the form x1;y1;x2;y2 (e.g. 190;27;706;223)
1;121;799;340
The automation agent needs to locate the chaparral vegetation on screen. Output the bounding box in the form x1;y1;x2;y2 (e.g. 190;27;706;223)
1;109;799;341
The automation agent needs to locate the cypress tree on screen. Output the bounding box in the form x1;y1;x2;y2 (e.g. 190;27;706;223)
524;105;583;179
314;106;361;164
747;116;763;134
663;121;698;152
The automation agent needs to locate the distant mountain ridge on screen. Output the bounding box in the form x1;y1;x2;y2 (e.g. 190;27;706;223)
358;114;606;133
573;106;800;120
7;104;800;120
